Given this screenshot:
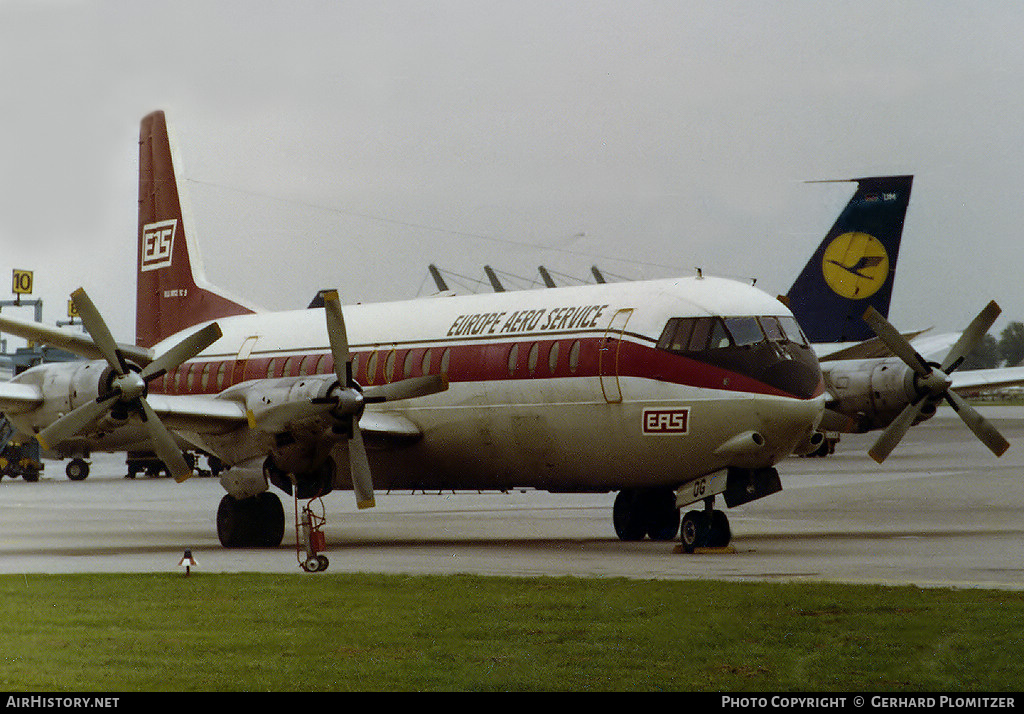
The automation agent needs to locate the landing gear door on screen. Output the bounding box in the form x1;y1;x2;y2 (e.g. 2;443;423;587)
599;308;633;404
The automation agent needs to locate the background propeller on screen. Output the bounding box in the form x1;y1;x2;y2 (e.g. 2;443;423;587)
320;290;447;509
36;288;222;482
862;302;1010;463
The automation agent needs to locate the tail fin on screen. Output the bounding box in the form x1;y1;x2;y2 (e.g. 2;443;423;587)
784;175;913;344
136;110;258;348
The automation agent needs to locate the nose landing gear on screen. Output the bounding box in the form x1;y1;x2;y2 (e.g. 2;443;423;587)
679;498;732;554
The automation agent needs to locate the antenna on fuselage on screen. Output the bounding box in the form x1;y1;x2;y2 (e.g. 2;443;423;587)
538;266;557;288
483;265;506;292
591;266;606;284
428;264;449;292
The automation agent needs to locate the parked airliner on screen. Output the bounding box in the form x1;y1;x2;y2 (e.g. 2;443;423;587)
0;111;839;565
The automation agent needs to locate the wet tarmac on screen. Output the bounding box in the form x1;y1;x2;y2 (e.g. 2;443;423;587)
1;406;1021;589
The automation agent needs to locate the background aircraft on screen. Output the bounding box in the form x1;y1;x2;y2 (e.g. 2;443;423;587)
0;112;828;564
781;175;1023;459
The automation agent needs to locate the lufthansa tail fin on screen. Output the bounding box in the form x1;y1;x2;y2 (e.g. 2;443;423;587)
136;111;259;348
783;175;913;344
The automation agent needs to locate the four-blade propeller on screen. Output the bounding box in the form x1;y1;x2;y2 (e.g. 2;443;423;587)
863;301;1010;463
320;290;447;509
36;288;222;482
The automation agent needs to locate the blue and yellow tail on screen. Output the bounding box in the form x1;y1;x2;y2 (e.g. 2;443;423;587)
784;175;913;344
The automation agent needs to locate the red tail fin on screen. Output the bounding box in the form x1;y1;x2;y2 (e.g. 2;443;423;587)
136;111;257;348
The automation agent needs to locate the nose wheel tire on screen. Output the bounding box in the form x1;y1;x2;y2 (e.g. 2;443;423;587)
680;509;731;553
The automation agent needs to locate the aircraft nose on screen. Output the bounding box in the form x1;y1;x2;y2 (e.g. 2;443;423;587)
753;393;827;465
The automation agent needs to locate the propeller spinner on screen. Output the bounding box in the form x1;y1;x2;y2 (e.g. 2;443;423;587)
35;288;223;482
862;302;1010;463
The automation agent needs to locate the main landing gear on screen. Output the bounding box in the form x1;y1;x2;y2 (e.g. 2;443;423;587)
216;492;286;548
613;487;680;541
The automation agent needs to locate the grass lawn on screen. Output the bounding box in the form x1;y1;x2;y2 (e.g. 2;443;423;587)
2;572;1022;691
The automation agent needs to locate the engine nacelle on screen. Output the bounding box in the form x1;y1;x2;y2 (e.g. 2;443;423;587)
8;360;115;436
236;375;360;499
823;358;931;432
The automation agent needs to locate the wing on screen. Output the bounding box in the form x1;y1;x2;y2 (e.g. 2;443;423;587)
0;382;43;415
145;392;424;445
951;366;1024;394
143;393;249;434
815;330;930;361
0;313;153;366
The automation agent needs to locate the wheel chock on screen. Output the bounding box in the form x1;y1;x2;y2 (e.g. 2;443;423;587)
672;544;737;555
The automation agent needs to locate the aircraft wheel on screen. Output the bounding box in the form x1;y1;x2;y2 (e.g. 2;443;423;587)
217;495;251;548
255;492;285;547
66;458;89;481
614;488;681;541
613;490;648;541
680;510;710;554
708;510;732;548
645;489;681;541
302;555;329;573
218;493;285;548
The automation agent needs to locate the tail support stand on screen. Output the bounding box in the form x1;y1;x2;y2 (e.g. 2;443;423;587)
295;491;329;573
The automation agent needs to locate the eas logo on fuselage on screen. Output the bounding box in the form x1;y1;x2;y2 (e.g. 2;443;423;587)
141;219;177;272
820;232;889;300
643;408;689;435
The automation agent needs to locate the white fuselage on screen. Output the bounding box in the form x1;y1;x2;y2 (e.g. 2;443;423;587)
146;275;826;492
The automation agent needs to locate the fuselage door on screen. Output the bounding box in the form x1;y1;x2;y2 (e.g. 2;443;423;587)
599;308;633;404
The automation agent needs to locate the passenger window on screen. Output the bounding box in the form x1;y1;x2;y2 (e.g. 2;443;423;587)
548;341;560;373
569;340;581;373
528;342;539;375
441;347;451;376
507;343;519;376
421;349;432;375
366;351;379;384
316;353;331;375
385;350;396;383
300;354;316;376
724;317;765;346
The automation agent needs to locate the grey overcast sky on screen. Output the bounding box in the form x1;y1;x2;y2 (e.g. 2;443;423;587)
2;0;1023;345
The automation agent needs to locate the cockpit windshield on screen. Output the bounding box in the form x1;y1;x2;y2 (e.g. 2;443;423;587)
655;314;819;398
657;315;808;354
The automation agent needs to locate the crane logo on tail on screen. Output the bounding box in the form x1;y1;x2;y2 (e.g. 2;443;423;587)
141;219;177;272
820;232;890;300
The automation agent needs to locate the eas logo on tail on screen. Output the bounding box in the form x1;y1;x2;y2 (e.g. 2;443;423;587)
141;219;177;272
820;232;889;300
